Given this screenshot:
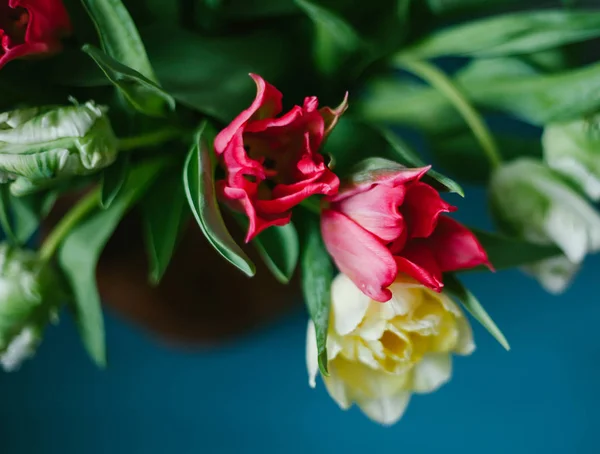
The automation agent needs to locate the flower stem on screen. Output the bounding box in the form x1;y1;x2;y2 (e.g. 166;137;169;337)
118;128;185;152
397;58;502;169
38;188;101;263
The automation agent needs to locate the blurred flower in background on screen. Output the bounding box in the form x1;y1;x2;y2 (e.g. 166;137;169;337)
489;158;600;293
0;243;62;371
306;273;474;425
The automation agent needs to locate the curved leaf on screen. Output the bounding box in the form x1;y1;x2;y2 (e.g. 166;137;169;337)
83;45;175;118
183;122;255;277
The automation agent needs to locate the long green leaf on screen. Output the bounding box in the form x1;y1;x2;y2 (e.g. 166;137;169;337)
363;58;600;132
294;0;363;77
81;0;158;82
83;45;175;118
142;173;188;284
400;10;600;59
58;159;164;366
302;218;333;375
0;185;17;244
183;122;255;277
472;229;561;270
444;274;510;351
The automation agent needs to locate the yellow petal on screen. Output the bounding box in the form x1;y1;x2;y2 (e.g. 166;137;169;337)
331;273;370;335
411;353;452;394
357;392;411;426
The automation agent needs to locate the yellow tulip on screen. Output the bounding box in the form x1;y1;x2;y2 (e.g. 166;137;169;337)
306;273;474;425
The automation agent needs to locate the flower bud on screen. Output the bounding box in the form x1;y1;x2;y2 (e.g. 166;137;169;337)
489;158;600;293
543;115;600;201
306;273;474;426
0;243;61;371
0;101;119;195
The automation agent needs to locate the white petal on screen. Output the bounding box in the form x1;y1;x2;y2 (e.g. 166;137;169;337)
357;392;411;426
543;203;588;263
411;353;452;394
331;273;371;335
523;256;580;295
305;322;319;388
0;327;39;372
454;316;476;356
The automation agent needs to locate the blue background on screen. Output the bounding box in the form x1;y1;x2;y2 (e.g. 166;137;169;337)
1;186;598;454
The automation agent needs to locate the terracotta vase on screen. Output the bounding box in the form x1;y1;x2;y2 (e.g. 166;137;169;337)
44;196;300;347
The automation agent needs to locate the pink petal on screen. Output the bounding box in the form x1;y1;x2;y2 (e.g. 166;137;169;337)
321;210;397;302
329;166;430;203
402;182;456;238
425;217;492;272
333;183;407;243
214;74;283;155
394;244;443;291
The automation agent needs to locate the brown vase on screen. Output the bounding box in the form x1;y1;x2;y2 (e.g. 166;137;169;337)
44;195;300;347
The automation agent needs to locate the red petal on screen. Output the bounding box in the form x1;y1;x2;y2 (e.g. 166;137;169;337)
321;210;397;302
333;183;407;243
402;182;456;238
214;74;283;155
394;244;443;291
426;217;492;272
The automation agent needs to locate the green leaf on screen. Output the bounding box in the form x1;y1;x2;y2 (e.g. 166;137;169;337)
378;127;464;196
426;0;520;14
444;274;510;351
58;159;165;366
239;217;299;284
83;44;175;118
183;122;255;277
142;173;188;284
10;191;57;245
301;218;333;375
142;26;298;123
0;185;17;244
400;10;600;59
81;0;158;82
100;156;129;209
364;57;600;132
471;229;561;270
295;0;364;77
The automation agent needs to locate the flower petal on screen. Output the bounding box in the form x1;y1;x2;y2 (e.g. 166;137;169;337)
322;210;397;302
320;91;349;137
306;322;320;388
426;216;492;272
333;183;407;242
411;353;452;394
213;74;283;154
329;166;430;203
331;273;372;336
357;392;411;426
394;244;443;291
402;182;456;238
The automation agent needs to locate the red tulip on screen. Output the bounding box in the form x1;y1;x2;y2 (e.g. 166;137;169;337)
321;164;491;302
0;0;71;69
214;74;346;242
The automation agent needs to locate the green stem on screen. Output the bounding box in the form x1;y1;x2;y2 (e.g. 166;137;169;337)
397;58;502;169
38;188;101;263
118;128;185;152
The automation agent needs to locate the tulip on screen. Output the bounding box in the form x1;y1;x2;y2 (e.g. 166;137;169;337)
214;74;346;242
543;115;600;201
321;159;490;302
0;243;62;371
489;158;600;293
306;273;474;425
0;101;119;195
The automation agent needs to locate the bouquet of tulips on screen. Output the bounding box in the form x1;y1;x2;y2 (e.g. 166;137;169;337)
1;0;600;425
